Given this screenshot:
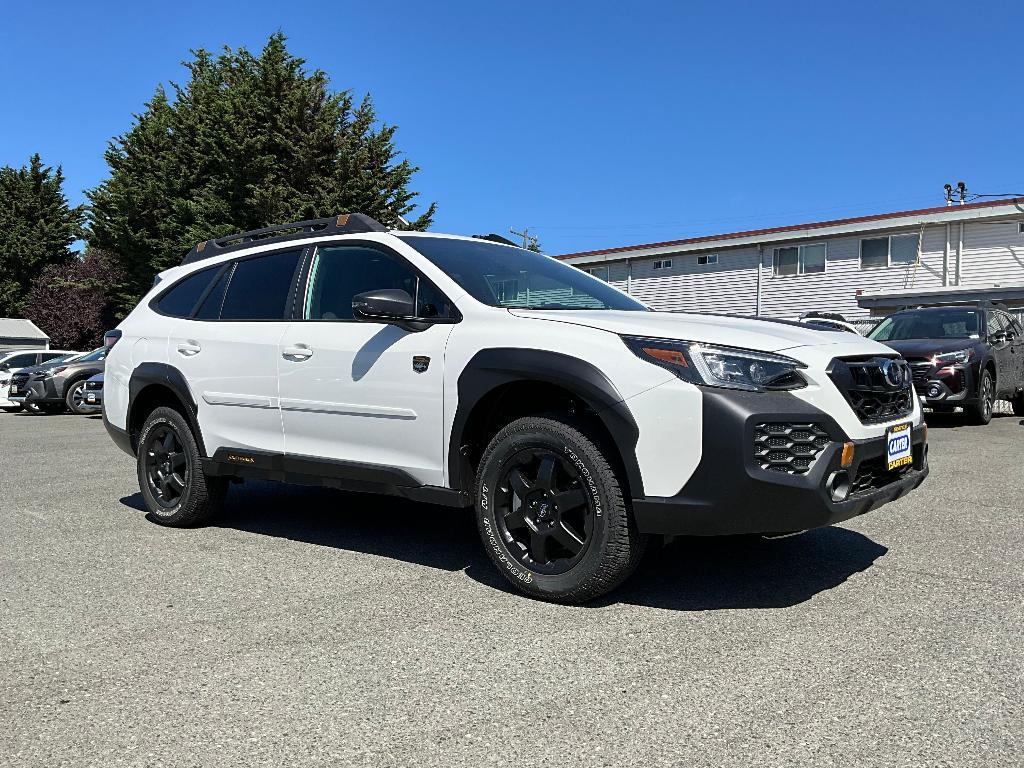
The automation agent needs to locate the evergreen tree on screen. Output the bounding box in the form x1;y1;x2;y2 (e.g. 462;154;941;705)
88;33;436;311
0;154;84;315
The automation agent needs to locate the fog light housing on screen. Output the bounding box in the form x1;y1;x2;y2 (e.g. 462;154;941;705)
826;470;851;502
927;384;943;398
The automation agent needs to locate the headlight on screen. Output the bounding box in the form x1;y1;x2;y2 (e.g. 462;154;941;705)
623;336;807;391
933;348;972;365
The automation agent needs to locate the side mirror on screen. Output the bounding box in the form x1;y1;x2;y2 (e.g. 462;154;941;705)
353;289;418;326
1005;330;1017;342
991;331;1007;345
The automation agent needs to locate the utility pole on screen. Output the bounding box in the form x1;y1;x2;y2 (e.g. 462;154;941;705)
509;226;539;251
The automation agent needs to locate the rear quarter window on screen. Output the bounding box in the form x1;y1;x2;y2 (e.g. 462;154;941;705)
155;265;222;317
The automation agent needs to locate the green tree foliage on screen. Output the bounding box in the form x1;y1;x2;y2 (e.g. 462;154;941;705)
88;33;436;311
0;154;84;316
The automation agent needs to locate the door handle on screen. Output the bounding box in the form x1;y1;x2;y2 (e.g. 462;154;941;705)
176;341;201;357
282;345;313;361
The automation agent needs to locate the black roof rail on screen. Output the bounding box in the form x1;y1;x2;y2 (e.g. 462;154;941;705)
181;213;387;265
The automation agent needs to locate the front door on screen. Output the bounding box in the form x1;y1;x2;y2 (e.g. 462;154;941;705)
278;243;458;487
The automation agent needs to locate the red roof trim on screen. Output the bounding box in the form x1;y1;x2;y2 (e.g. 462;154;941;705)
555;197;1024;260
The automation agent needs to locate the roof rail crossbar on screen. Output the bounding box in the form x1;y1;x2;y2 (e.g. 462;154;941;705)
181;213;387;265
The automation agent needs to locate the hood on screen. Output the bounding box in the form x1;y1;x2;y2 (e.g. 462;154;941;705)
13;359;72;376
507;309;897;355
878;337;981;360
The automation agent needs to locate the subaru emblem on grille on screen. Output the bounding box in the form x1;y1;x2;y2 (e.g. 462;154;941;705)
880;359;908;389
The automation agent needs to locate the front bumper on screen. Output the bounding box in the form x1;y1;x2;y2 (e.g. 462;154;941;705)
911;362;978;406
9;376;62;405
632;389;928;536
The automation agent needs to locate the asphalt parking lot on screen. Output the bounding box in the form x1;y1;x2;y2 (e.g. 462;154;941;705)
2;410;1022;767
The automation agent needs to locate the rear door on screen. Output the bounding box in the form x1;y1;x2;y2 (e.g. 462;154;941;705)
164;248;304;455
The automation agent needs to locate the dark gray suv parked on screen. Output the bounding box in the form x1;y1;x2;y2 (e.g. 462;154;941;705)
8;347;108;414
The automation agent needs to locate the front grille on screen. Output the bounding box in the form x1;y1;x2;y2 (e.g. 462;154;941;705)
753;422;832;474
828;357;915;425
909;362;932;387
851;453;917;496
9;372;29;393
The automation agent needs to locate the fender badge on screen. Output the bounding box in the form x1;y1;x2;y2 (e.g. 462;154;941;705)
412;355;430;373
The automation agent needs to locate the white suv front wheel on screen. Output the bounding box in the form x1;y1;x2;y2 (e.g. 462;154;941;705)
475;416;647;604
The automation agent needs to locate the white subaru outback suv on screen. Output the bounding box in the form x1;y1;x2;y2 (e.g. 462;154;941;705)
103;213;928;603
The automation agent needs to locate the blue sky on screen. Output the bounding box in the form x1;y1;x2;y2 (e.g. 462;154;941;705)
2;1;1021;254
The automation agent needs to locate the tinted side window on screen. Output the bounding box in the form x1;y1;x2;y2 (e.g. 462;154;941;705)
156;265;221;317
4;353;37;368
39;352;65;363
304;246;453;321
220;250;302;321
195;267;231;320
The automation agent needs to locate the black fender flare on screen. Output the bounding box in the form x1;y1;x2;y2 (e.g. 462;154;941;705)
128;362;206;455
448;348;644;497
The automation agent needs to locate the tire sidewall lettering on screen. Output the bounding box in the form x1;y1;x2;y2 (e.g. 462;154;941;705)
563;445;602;518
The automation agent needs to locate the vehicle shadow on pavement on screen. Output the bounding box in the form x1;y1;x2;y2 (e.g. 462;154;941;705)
120;481;487;573
596;527;888;610
121;486;887;610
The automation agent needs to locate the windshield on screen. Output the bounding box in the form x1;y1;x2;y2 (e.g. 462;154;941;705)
73;348;107;363
46;353;80;365
869;309;981;341
398;236;647;311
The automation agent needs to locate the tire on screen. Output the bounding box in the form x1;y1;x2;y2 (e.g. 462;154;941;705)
136;406;228;526
0;405;22;413
967;368;995;425
474;416;647;604
64;378;91;414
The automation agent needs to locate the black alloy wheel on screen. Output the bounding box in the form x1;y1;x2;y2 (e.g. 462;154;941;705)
495;448;594;575
144;424;189;508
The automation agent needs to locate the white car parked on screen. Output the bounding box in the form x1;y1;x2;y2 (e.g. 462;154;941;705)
102;214;929;602
0;349;79;412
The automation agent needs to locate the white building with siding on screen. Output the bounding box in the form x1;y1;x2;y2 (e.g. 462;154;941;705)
0;318;50;350
556;198;1024;319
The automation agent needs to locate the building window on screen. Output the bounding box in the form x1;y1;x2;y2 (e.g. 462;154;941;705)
1018;221;1024;234
860;233;919;268
652;258;673;270
696;254;718;266
772;243;826;276
586;266;609;282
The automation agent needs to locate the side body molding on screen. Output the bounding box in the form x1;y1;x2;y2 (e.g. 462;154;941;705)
128;362;206;455
449;348;644;497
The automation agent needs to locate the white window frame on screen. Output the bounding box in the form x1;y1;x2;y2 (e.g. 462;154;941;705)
771;242;827;277
652;258;673;270
696;253;718;266
859;233;919;269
